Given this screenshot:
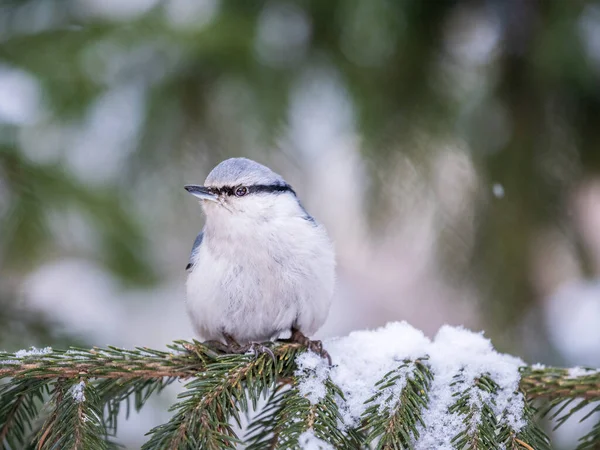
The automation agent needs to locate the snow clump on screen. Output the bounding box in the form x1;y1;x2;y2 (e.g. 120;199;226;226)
71;380;86;403
567;366;600;378
15;346;53;358
295;321;527;449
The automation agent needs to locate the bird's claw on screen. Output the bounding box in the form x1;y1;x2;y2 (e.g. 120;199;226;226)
310;343;332;366
308;339;323;354
298;339;331;366
248;343;277;365
282;329;332;366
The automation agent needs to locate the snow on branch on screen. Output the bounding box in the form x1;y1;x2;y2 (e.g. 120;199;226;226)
0;322;599;449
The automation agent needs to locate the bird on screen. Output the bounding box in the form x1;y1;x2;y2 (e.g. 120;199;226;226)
184;157;335;360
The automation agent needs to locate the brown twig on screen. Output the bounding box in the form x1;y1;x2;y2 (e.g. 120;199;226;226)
515;438;535;450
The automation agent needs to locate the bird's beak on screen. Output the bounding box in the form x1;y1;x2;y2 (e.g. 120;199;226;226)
185;185;218;203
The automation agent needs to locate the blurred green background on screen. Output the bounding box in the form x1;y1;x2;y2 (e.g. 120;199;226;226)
1;0;600;447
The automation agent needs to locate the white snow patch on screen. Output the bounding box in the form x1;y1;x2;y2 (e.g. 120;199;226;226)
416;326;525;449
531;363;546;370
298;431;335;450
295;321;527;448
295;351;329;404
567;367;599;378
15;346;53;358
326;322;430;427
71;380;86;403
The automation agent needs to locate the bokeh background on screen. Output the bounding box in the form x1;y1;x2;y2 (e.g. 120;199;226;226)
1;0;600;447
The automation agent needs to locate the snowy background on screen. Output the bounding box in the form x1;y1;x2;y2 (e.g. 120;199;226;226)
1;1;600;448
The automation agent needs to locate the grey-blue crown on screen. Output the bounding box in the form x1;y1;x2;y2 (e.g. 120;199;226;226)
205;158;286;188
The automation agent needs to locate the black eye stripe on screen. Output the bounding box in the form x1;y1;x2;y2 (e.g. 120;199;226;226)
209;184;296;196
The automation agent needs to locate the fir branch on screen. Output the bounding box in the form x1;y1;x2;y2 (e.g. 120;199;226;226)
542;396;600;450
98;376;177;437
0;341;598;449
0;343;211;380
450;374;500;449
359;358;432;449
519;367;600;401
246;361;361;449
577;406;600;450
3;346;597;398
521;367;600;449
247;381;350;449
36;379;114;450
0;378;49;449
245;387;287;449
142;344;302;450
497;395;551;450
450;371;551;450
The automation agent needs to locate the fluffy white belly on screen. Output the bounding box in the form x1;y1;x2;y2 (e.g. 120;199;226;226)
185;219;334;343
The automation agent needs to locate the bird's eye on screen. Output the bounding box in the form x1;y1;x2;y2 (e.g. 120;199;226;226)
235;186;248;197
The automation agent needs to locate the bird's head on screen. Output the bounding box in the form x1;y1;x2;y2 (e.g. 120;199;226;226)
185;158;298;221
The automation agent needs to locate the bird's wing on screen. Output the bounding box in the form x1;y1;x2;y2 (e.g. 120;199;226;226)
298;201;317;225
186;231;204;271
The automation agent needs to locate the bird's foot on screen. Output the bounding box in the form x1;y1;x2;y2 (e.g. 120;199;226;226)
280;328;332;365
205;333;276;363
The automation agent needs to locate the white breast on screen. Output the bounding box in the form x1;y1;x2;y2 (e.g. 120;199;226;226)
186;201;335;343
